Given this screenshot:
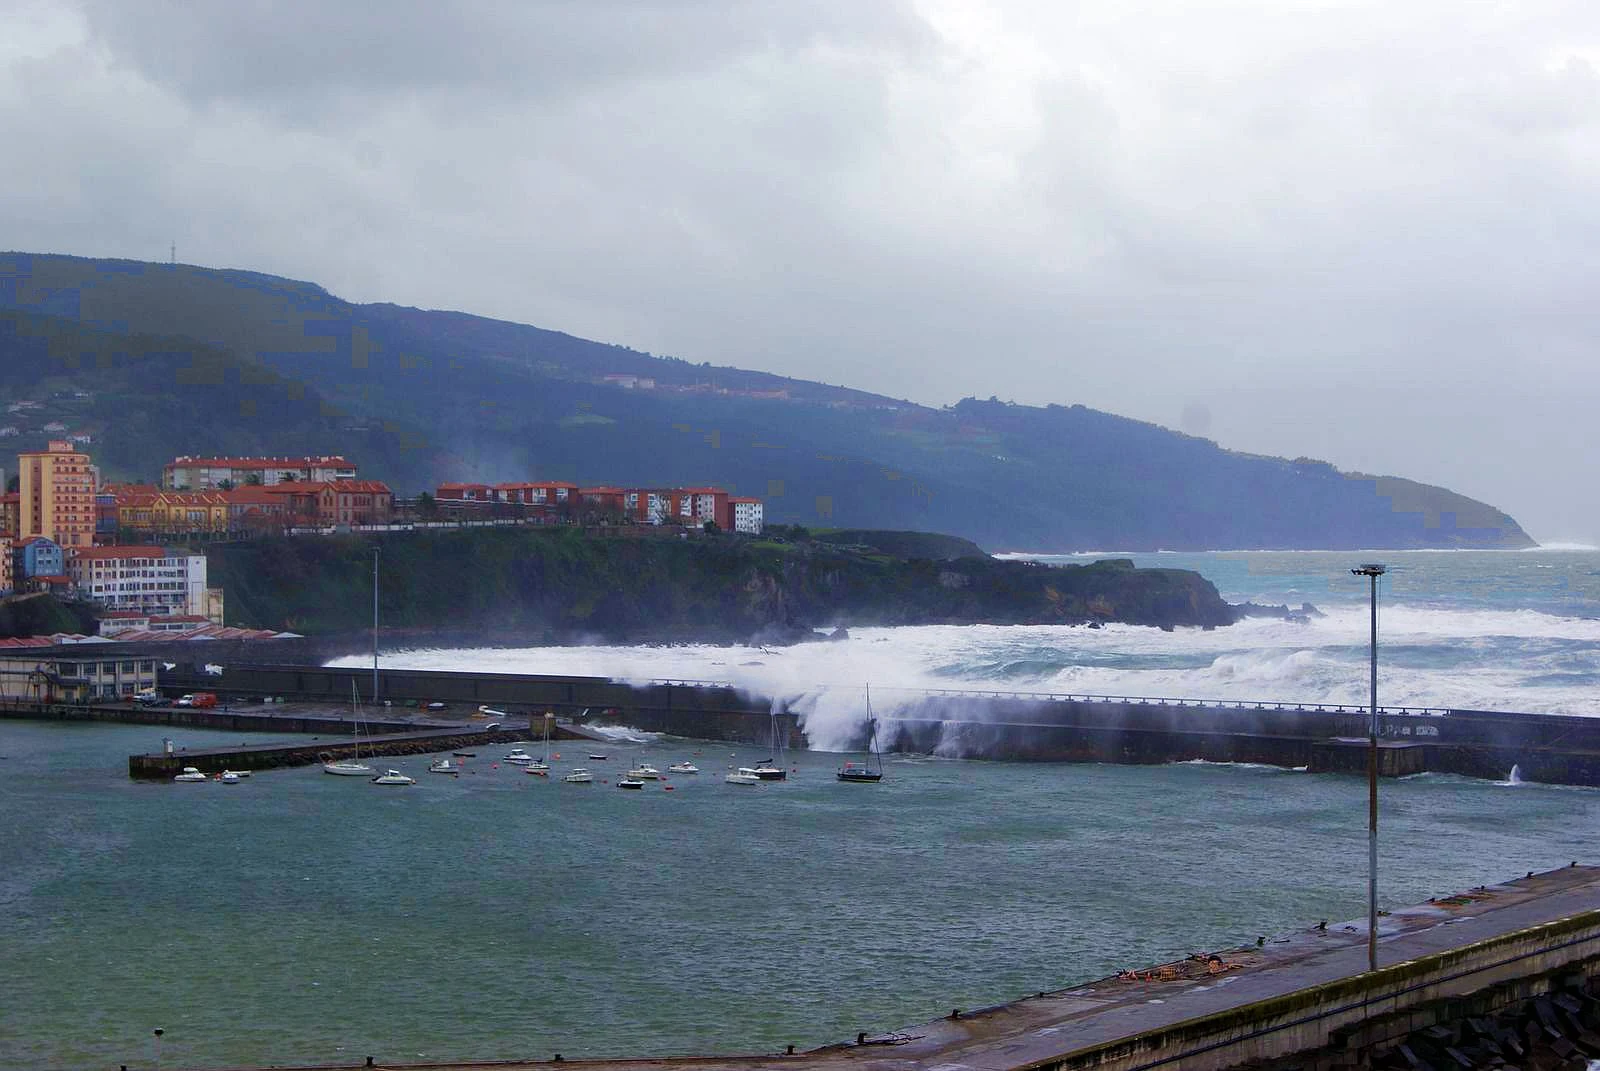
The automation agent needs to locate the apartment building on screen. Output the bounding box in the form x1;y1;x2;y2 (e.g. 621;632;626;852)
13;535;66;588
0;535;11;593
162;455;356;490
0;490;18;537
19;440;96;550
730;497;764;534
68;545;208;617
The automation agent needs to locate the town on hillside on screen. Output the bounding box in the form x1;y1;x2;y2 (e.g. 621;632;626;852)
0;440;767;647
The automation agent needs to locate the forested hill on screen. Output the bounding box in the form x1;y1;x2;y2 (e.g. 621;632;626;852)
0;251;1536;551
208;528;1236;641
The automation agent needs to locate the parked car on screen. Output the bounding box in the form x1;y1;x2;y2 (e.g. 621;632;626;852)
175;694;195;707
133;691;164;706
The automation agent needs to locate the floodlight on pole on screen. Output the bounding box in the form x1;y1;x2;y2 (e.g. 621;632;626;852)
1351;563;1386;973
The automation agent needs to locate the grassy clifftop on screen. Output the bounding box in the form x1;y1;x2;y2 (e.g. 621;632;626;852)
208;528;1234;642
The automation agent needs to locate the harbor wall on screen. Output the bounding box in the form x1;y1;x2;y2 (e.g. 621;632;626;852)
135;663;1600;787
1035;904;1600;1071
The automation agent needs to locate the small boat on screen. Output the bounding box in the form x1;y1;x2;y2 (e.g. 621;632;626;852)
219;771;241;785
452;752;476;758
326;682;376;776
752;709;789;780
173;766;207;782
725;769;760;786
427;758;459;774
617;777;645;790
525;765;550;777
627;763;661;780
503;748;535;765
837;687;886;783
588;753;608;761
371;769;416;786
221;768;251;778
667;761;700;774
563;768;594;784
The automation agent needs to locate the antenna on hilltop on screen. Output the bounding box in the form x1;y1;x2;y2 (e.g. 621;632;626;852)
170;241;176;266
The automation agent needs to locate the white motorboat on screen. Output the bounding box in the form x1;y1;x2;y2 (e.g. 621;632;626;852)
503;747;535;765
725;769;760;786
371;769;416;786
427;758;459;774
667;761;700;774
173;766;207;782
563;768;594;784
221;768;251;778
588;753;608;761
626;763;661;780
219;771;241;785
751;761;786;781
525;764;550;777
617;777;645;789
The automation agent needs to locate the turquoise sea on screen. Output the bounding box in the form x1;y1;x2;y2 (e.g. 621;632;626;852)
6;549;1600;1070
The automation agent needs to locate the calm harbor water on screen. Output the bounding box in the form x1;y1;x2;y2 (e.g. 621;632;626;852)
7;549;1600;1069
2;720;1596;1070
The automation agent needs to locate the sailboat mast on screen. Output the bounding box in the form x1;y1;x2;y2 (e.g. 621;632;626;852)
371;547;380;706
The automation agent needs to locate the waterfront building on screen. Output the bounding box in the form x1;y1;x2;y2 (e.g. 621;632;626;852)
0;651;156;702
68;545;208;617
731;497;764;534
0;534;11;593
0;490;18;536
162;455;356;490
18;439;97;551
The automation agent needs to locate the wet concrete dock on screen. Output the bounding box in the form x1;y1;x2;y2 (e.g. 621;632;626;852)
221;865;1600;1071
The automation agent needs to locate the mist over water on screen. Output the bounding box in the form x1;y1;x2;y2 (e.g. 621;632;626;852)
355;550;1600;750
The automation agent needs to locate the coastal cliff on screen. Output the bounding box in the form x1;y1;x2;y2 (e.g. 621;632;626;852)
208;528;1236;643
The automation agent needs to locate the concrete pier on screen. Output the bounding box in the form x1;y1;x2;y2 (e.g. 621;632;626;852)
214;865;1600;1071
161;663;1600;787
125;723;602;779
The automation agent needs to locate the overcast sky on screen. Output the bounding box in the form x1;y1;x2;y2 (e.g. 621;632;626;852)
4;0;1598;544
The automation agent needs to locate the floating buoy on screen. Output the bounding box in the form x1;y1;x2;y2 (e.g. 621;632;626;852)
664;785;675;791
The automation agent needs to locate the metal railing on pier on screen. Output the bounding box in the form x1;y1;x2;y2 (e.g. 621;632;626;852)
631;676;1451;717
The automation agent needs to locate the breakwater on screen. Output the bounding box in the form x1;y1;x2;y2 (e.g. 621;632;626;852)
161;663;1600;786
124;725;570;779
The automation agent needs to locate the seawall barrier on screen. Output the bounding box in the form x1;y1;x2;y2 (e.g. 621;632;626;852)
133;662;1600;787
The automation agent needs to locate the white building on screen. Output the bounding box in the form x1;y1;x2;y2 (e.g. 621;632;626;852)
731;498;764;534
163;455;356;490
69;546;208;616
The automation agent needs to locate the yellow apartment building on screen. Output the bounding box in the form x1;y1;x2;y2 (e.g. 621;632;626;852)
19;440;96;551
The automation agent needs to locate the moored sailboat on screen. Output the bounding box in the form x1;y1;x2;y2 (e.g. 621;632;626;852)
837;687;885;783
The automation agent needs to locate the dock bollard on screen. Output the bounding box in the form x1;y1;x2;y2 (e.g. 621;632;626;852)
857;1032;866;1045
786;1044;794;1055
950;1008;961;1019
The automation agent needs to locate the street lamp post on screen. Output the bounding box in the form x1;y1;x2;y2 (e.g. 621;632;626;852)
1351;563;1386;973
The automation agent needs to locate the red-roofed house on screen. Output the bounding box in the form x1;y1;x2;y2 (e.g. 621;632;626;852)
262;481;392;527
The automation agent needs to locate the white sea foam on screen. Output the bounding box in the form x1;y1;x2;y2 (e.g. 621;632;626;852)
338;597;1600;750
582;724;665;744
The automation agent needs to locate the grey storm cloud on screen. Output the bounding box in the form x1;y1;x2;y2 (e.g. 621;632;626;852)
4;0;1600;543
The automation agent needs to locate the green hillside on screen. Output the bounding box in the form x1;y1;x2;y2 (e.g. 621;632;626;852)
209;528;1235;640
0;251;1536;551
